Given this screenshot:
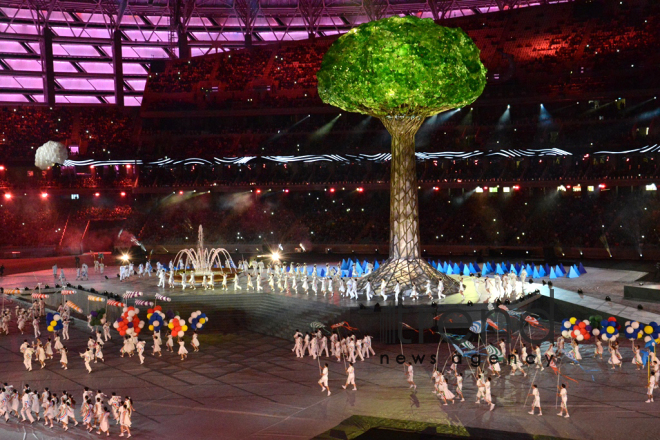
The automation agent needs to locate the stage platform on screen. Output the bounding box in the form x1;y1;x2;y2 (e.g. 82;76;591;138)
3;264;660;341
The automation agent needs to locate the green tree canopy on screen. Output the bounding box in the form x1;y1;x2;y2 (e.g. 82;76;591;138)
317;16;487;118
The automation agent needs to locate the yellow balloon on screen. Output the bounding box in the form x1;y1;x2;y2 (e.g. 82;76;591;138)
638;331;644;339
147;313;153;319
606;326;615;334
47;326;54;332
168;322;174;329
50;320;57;326
182;325;188;332
199;318;205;324
569;317;577;325
644;325;654;334
148;325;154;331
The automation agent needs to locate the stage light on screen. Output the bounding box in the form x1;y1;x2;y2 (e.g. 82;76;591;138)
40;193;48;199
94;192;100;197
179;191;184;195
0;166;4;170
598;184;606;189
284;189;289;193
120;192;126;197
126;164;131;169
357;187;364;192
513;185;520;190
120;254;130;262
329;188;335;193
256;189;261;194
432;187;439;191
271;252;281;261
3;193;10;200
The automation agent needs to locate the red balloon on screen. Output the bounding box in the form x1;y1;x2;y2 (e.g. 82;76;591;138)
584;333;591;340
128;306;135;311
607;316;616;322
119;330;126;336
155;306;162;311
578;322;586;329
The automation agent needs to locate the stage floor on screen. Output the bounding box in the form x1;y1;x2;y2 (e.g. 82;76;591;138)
0;295;658;440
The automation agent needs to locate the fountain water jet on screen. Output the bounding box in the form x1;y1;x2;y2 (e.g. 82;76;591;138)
173;225;236;276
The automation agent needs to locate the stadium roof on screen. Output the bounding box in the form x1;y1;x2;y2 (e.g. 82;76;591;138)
0;0;568;104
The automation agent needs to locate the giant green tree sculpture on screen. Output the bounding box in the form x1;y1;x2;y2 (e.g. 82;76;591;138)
317;16;486;296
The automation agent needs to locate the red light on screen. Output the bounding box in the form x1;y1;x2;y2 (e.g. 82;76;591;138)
0;166;4;171
329;188;335;193
598;184;606;189
126;164;131;169
357;187;364;192
41;193;48;199
3;193;11;199
284;189;289;193
256;189;261;194
94;192;100;197
178;191;184;195
90;165;94;169
120;192;126;197
513;185;520;190
432;187;439;191
566;185;571;189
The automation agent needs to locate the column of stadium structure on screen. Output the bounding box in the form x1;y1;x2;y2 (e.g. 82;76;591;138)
26;0;56;106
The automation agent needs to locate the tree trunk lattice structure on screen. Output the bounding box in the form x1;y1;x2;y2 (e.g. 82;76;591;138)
358;115;459;296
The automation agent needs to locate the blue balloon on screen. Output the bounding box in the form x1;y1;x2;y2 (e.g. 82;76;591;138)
127;322;134;328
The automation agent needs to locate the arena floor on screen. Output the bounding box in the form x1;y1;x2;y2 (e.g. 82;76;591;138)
1;258;659;439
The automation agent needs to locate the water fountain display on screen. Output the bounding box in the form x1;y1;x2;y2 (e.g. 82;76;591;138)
173;225;237;276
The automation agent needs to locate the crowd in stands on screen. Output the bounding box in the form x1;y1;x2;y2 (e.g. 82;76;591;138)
4;187;657;250
141;0;659;110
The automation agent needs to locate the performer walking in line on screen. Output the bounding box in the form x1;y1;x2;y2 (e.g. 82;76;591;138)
404;362;417;390
558;384;570;417
529;384;542;416
318;363;331;396
342;362;357;391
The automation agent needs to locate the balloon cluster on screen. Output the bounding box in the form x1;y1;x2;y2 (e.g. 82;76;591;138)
113;306;145;337
641;321;660;343
90;309;106;327
168;315;188;338
46;312;64;332
147;305;166;332
624;321;643;340
597;317;620;341
561;317;592;341
188;310;208;331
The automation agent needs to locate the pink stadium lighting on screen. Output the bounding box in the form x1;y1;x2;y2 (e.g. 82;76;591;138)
599;184;606;189
256;189;261;194
120;192;126;197
179;191;184;195
94;192;100;197
329;188;335;193
284;189;289;193
4;193;11;199
40;193;48;199
357;187;364;192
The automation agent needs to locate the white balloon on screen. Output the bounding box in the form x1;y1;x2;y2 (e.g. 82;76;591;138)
54;315;61;321
34;141;68;170
632;322;640;329
644;336;652;342
113;322;119;329
577;334;584;342
138;321;145;328
123;307;128;313
177;330;184;338
601;334;608;341
196;323;202;328
592;329;600;336
153;321;160;327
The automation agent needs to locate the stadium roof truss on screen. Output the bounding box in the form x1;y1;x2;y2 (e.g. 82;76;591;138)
0;0;570;104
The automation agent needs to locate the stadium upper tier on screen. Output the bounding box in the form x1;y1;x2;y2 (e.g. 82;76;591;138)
0;0;657;104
